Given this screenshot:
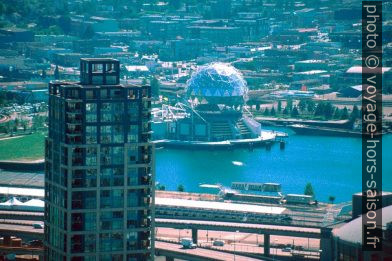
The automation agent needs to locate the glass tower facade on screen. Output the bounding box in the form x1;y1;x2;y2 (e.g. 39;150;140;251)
44;58;154;261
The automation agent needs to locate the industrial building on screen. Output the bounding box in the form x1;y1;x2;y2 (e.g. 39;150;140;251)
332;205;392;260
44;58;155;261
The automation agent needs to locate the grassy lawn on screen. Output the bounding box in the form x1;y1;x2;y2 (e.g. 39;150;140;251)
0;132;46;161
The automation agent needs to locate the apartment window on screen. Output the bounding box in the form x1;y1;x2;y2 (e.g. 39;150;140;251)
93;63;103;73
127;190;138;207
99;233;123;252
86;103;97;113
113;125;124;143
126;231;138;250
127;168;138;186
100;189;123;208
72;191;96;209
86;103;97;123
106;76;117;85
100;126;113;143
128;103;139;119
86;147;97;166
101;89;108;99
100;211;123;230
112;147;124;164
86;90;95;99
86;126;97;144
128;125;138;143
127;145;138;163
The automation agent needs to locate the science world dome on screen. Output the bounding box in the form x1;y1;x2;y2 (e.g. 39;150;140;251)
186;63;248;105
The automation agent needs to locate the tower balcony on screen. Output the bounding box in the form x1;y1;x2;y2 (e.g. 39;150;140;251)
141;173;152;185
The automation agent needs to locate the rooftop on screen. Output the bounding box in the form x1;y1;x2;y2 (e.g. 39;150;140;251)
333;205;392;244
155;197;286;215
0;186;44;198
0;171;44;188
80;58;119;62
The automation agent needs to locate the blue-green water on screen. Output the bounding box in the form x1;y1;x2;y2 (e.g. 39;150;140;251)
156;128;392;203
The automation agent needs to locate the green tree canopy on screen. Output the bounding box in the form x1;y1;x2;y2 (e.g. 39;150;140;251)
328;195;336;204
304;182;315;197
177;184;185;192
291;106;299;117
341;107;349;119
298;99;307;112
150;77;160;97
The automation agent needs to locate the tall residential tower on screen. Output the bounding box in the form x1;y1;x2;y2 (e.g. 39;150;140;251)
44;58;154;261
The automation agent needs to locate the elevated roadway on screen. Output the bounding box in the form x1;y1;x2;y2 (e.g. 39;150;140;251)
156;218;321;238
0;223;265;261
155;241;263;261
0;215;331;260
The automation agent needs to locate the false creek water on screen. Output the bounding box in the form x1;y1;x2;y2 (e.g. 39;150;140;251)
155;127;392;203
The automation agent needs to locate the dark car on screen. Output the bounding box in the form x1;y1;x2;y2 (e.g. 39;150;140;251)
28;240;43;248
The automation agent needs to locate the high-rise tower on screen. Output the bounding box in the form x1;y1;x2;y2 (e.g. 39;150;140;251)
44;58;154;261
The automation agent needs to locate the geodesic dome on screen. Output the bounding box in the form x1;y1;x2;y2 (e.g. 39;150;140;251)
186;63;248;105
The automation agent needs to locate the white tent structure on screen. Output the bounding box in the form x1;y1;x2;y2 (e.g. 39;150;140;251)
0;197;24;207
21;199;45;211
0;197;44;211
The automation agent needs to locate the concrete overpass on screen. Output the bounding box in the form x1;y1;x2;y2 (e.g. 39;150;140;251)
0;242;263;261
0;210;43;221
155;219;332;260
155;241;263;261
0;213;332;260
0;223;265;261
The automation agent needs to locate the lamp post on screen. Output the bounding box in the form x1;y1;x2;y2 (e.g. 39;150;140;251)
234;230;239;261
273;239;278;261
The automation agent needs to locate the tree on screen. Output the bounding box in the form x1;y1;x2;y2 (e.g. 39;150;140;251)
286;99;293;112
270;106;276;116
150;77;160;97
350;105;360;121
324;102;334;119
314;102;324;116
277;100;282;113
307;100;315;113
282;107;288;115
177;184;185;192
333;108;341;119
263;108;270;116
54;65;60;80
341;107;349;119
328;195;336;204
157;184;166;191
304;182;315;197
291;106;299;117
83;24;95;39
255;104;260;111
298;99;307;112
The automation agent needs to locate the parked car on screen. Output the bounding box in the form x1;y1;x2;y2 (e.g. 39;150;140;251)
32;223;44;229
213;240;225;246
28;240;43;247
